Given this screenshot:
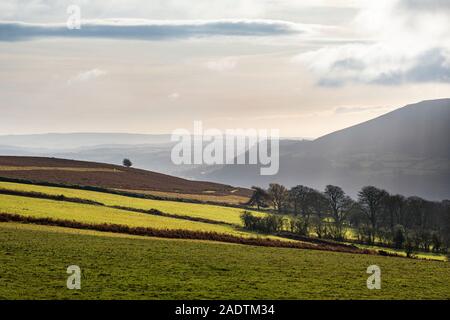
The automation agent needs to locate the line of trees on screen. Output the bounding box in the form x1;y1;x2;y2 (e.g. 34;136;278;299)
245;183;450;254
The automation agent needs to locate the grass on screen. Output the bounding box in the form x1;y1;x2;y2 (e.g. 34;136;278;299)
118;188;249;205
0;222;449;300
0;194;255;237
0;181;264;225
351;242;447;262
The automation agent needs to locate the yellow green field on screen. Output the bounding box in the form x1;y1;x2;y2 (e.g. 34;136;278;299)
0;181;264;225
119;188;249;205
0;193;259;237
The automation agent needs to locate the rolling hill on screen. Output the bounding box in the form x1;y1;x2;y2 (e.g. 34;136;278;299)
0;156;252;200
0;99;448;200
193;99;450;200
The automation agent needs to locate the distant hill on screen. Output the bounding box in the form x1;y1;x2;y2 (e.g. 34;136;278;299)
191;99;450;200
0;156;251;199
1;99;449;200
0;133;183;175
0;133;172;149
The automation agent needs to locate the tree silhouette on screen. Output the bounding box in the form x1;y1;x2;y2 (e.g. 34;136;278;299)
122;158;133;168
268;183;288;214
246;186;269;210
358;186;389;243
324;185;354;240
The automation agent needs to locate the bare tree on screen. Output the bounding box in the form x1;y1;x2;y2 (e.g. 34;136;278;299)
324;185;353;240
358;186;389;243
268;183;288;214
288;185;314;216
383;194;406;231
309;190;329;238
246;186;270;210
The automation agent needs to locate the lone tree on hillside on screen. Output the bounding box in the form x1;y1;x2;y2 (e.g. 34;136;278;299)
122;158;133;168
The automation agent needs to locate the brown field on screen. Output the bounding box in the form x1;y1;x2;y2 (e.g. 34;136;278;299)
0;156;252;200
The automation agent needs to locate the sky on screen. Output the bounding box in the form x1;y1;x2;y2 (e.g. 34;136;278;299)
0;0;449;138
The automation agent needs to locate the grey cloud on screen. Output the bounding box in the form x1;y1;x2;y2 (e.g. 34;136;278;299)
0;19;303;41
397;0;450;12
373;48;450;85
318;48;450;86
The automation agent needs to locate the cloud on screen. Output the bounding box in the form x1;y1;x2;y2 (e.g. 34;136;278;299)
293;0;450;86
0;19;304;41
397;0;450;12
334;105;389;114
206;57;238;72
68;68;107;85
295;45;450;86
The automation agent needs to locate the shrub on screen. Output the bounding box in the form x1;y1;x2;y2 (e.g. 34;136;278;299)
240;211;284;234
289;217;309;236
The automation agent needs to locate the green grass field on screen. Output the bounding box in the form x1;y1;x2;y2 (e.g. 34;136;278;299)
0;181;264;225
1;222;449;300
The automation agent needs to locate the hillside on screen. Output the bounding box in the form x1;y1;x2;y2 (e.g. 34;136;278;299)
2;222;448;299
0;156;252;199
311;98;450;158
1;99;449;200
193;99;450;200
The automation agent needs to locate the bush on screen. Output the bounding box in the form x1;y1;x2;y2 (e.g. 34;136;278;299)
289;217;309;236
240;211;284;234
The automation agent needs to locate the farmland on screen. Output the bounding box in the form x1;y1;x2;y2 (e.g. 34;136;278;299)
0;181;264;226
1;222;449;300
0;193;258;238
0;156;252;199
0;156;448;300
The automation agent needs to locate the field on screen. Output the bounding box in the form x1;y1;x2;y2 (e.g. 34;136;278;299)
0;156;251;199
0;157;448;300
0;181;264;226
118;188;249;205
0;193;262;238
1;222;449;300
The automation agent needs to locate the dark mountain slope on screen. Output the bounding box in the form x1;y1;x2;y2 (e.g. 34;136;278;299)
195;99;450;200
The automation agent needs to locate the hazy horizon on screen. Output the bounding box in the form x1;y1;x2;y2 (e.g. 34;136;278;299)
1;0;450;137
1;98;448;140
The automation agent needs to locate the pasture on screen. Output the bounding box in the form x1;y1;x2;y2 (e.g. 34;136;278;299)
1;222;448;300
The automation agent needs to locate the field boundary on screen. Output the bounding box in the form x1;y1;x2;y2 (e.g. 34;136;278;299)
0;176;256;210
0;212;376;255
0;187;237;227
